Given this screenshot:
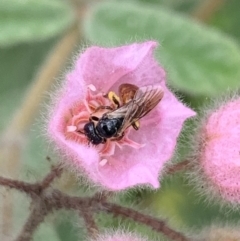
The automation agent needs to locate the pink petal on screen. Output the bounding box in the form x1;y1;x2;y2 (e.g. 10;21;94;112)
88;84;195;190
78;41;162;92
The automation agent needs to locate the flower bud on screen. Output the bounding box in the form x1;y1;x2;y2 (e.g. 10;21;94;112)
190;96;240;206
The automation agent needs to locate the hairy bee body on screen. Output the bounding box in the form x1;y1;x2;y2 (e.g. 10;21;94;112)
83;122;104;145
84;117;124;145
83;83;164;145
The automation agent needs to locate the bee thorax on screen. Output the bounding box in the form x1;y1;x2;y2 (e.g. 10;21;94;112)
96;117;124;138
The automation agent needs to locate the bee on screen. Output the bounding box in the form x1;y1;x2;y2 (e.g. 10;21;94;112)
83;83;164;145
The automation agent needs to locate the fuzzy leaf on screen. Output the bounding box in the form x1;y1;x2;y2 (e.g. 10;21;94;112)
34;223;60;241
0;0;74;46
84;1;240;96
146;175;240;228
131;0;199;12
210;0;240;41
0;39;56;131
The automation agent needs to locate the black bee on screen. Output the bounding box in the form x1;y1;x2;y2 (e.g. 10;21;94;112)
83;83;164;145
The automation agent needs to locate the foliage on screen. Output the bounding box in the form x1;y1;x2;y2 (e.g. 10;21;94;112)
1;0;240;240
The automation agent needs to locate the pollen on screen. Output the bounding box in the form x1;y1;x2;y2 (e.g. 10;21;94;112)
66;125;77;132
108;91;121;107
87;84;97;92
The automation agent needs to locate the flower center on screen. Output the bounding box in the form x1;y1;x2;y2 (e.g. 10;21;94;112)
64;87;113;145
63;84;144;159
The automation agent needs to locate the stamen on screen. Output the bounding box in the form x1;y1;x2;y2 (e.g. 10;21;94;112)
99;158;108;166
67;125;77;132
88;84;97;91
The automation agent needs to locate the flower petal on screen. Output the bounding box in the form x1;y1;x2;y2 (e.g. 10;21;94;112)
91;84;195;190
78;41;161;92
48;41;196;191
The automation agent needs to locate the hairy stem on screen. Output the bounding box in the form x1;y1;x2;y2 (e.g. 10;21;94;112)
165;160;191;175
0;177;39;196
6;180;190;241
41;163;63;190
80;210;99;238
0;163;64;197
101;203;190;241
15;201;48;241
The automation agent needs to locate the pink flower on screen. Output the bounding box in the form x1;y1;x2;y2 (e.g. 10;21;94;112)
48;41;195;190
191;97;240;206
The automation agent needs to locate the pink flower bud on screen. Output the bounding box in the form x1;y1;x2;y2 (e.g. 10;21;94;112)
191;96;240;206
47;41;195;190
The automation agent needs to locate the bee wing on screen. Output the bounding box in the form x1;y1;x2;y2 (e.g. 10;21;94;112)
107;84;164;133
132;84;164;118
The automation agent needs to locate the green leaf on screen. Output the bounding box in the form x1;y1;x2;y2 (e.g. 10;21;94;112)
130;0;200;12
210;0;240;42
0;39;57;179
0;40;57;134
144;176;240;229
84;1;240;96
0;0;74;46
0;39;57;93
34;223;60;241
55;212;79;241
0;39;57;132
0;88;25;131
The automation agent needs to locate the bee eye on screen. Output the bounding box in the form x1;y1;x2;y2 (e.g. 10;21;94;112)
83;122;104;145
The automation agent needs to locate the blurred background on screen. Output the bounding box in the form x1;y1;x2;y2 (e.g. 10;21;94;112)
1;0;240;240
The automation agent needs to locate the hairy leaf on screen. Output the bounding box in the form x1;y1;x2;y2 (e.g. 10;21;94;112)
84;1;240;96
0;0;74;46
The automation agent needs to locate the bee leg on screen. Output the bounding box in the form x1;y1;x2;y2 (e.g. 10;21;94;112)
102;138;107;144
132;121;140;130
112;132;125;141
93;105;114;114
77;129;85;134
107;91;121;108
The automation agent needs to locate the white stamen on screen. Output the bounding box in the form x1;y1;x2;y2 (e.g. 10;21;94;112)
67;125;77;132
88;84;97;91
99;159;108;166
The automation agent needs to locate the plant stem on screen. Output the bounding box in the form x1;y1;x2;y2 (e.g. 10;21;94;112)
15;201;48;241
80;210;99;239
165;160;191;175
41;163;63;190
0;176;39;196
101;203;190;241
1;173;190;241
